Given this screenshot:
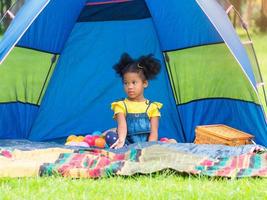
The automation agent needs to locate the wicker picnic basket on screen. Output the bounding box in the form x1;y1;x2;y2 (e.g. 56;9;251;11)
194;124;254;146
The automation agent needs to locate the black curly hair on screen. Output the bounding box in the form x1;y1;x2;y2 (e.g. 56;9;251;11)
113;53;161;81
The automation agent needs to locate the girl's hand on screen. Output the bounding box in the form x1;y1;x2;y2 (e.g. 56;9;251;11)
111;113;127;149
110;138;125;149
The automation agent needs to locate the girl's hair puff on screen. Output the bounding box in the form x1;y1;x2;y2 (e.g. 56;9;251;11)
113;53;161;80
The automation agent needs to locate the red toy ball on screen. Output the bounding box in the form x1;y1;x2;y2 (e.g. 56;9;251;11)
84;135;95;146
92;135;100;140
160;137;169;142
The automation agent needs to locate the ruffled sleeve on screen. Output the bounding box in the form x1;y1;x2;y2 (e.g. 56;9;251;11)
147;102;163;118
111;101;126;118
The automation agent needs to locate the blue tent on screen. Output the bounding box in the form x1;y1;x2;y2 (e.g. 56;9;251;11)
0;0;266;146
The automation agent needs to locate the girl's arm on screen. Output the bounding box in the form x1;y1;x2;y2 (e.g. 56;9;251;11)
148;116;159;141
110;113;127;149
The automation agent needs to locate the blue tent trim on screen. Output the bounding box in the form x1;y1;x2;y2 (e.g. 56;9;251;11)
78;0;150;22
86;0;132;5
176;97;262;107
1;98;266;146
14;45;59;55
0;101;40;107
178;98;267;146
0;102;39;139
162;42;225;52
145;0;223;51
17;0;86;54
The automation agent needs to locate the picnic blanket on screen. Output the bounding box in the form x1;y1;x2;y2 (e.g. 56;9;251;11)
0;141;266;178
0;148;73;177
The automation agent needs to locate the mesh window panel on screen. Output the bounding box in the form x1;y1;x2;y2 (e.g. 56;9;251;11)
243;42;267;112
243;42;263;85
221;1;263;86
225;9;267;111
0;47;56;105
230;20;264;88
165;43;258;105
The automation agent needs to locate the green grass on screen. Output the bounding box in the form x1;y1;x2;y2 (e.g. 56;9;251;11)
252;33;267;79
0;173;266;200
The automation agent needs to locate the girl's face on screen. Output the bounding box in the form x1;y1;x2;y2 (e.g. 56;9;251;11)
123;72;148;101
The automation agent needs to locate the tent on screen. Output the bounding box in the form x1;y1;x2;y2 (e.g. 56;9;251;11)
0;0;267;146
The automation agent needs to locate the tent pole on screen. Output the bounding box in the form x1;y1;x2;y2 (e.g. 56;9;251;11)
163;52;187;142
231;6;267;108
243;28;267;108
36;54;57;105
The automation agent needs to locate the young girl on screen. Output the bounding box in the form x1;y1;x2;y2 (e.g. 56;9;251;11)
110;53;162;149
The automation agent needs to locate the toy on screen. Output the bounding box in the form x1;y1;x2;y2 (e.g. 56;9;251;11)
92;135;100;145
65;141;89;147
160;137;169;142
92;135;100;140
83;135;103;147
92;131;102;136
67;135;77;142
66;135;84;142
77;141;90;147
77;136;85;142
159;137;178;143
94;138;106;148
84;135;95;146
65;131;109;148
1;150;12;158
105;131;118;147
168;139;178;143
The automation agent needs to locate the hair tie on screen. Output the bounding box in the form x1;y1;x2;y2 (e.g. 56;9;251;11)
137;63;144;69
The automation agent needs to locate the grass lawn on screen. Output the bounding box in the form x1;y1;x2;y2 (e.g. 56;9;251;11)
0;32;267;200
253;33;267;81
0;173;266;200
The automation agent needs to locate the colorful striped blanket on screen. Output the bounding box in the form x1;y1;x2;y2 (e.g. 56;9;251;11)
1;143;266;178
